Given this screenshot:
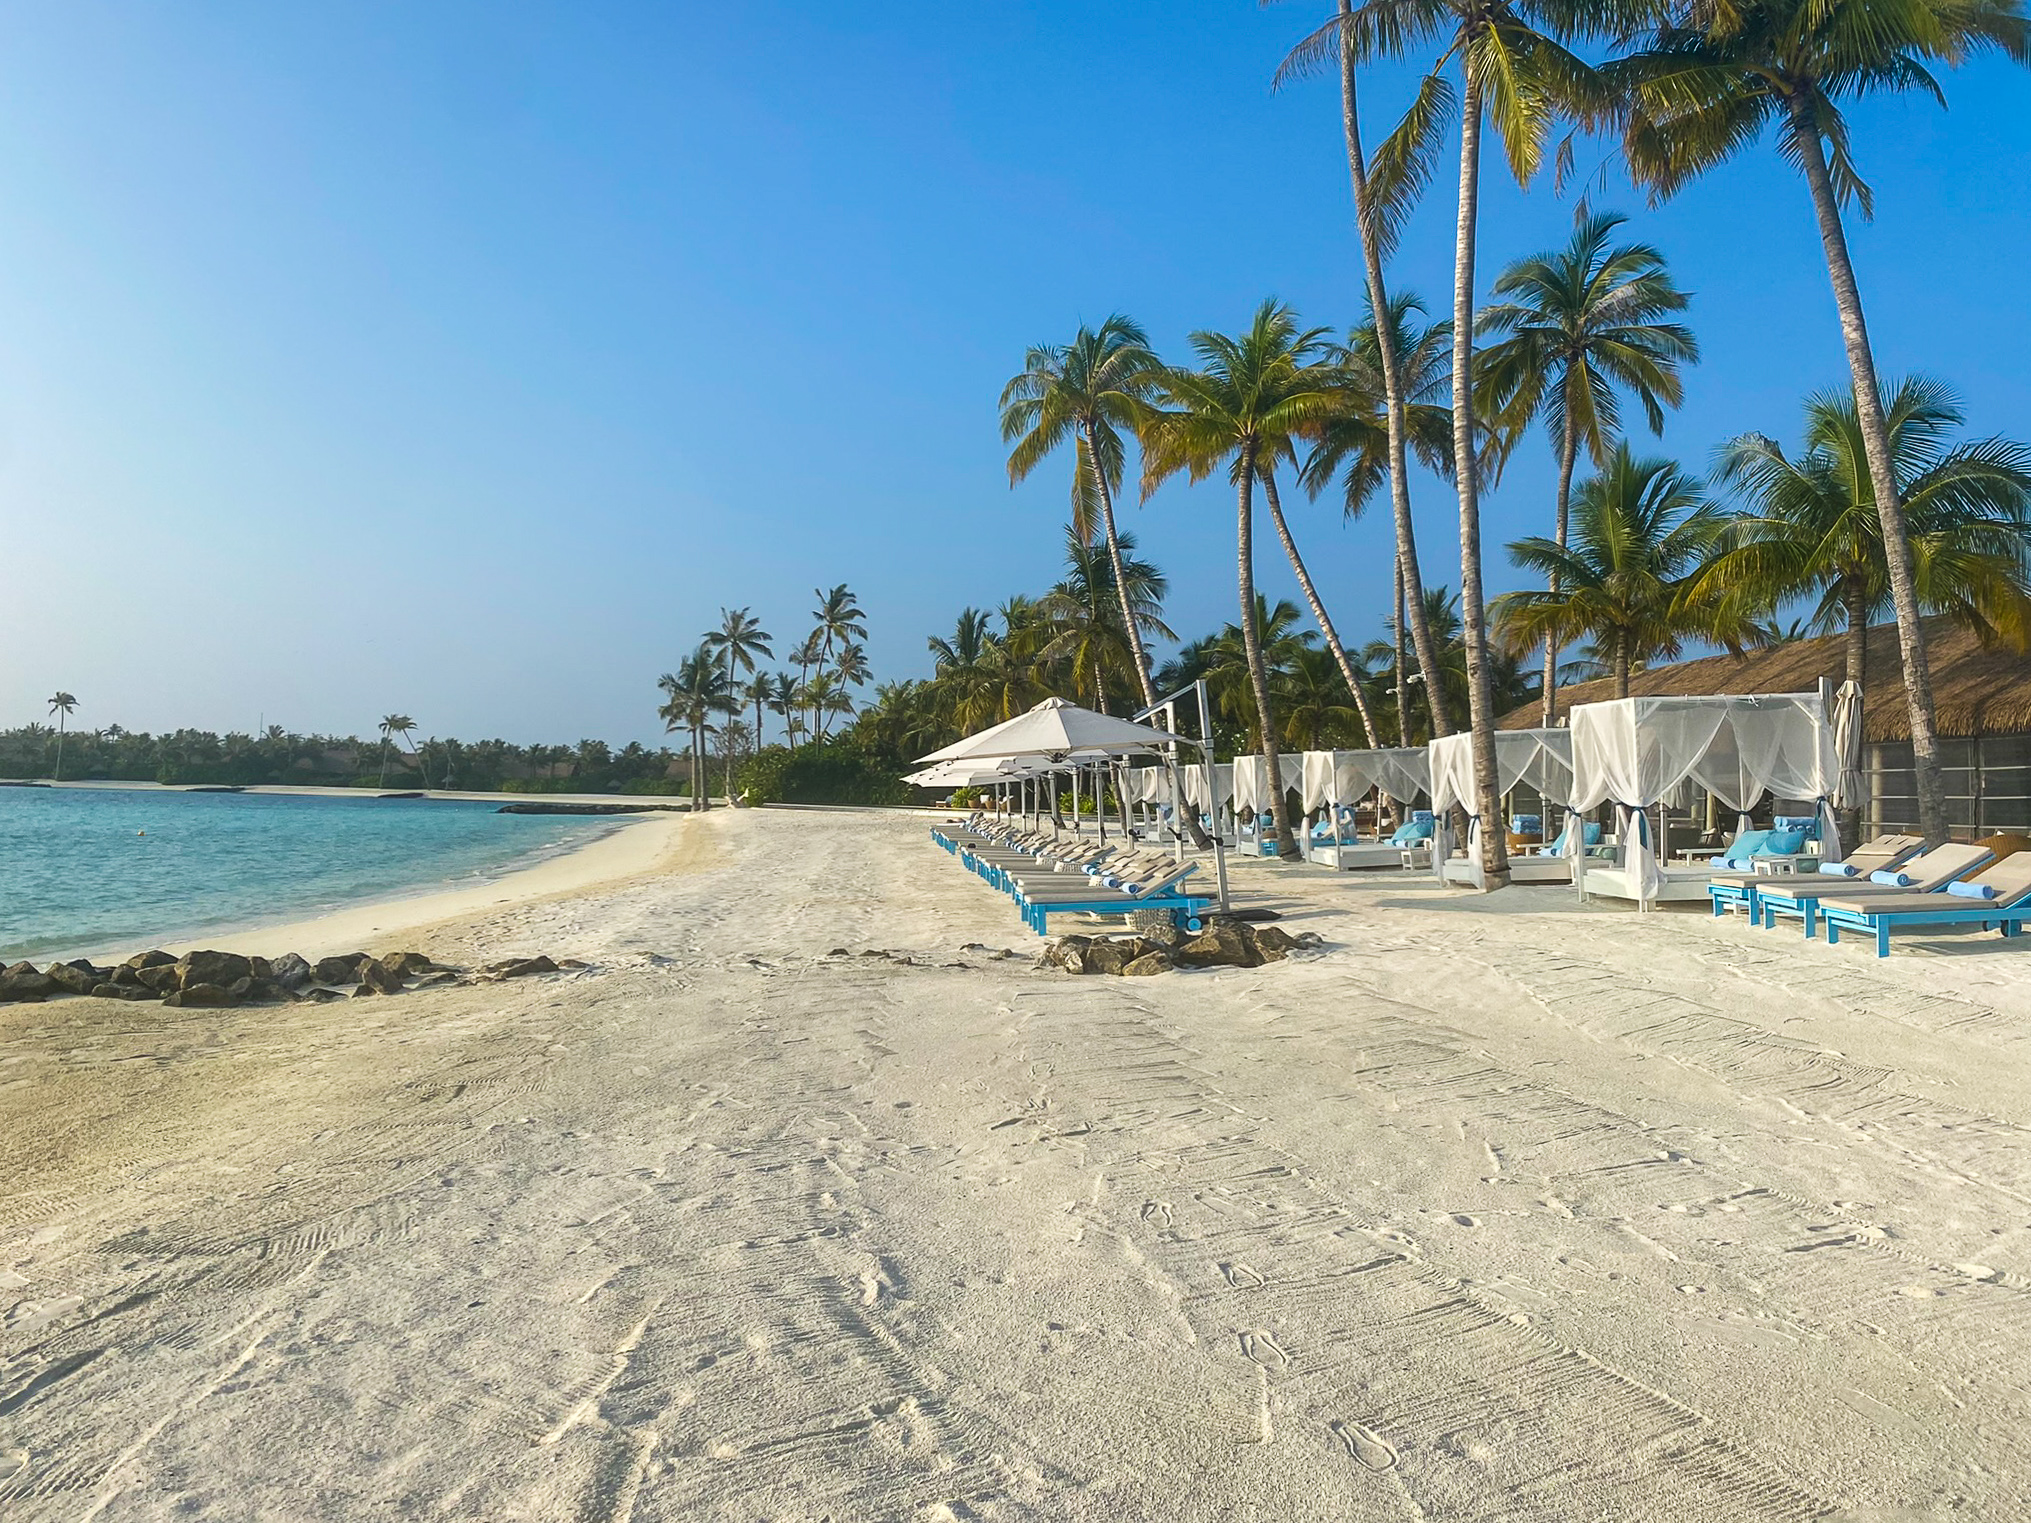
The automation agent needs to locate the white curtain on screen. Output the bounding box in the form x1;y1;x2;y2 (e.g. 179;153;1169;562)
1428;729;1578;887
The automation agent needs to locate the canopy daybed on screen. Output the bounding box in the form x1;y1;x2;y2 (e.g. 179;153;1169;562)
1567;692;1842;910
1299;747;1433;870
1427;728;1580;887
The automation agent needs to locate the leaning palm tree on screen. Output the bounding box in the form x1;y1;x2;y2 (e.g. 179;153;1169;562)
1001;316;1167;708
811;585;867;675
1274;1;1459;754
1355;0;1606;885
1478;211;1698;723
1614;0;2027;843
46;692;77;781
1302;295;1462;745
377;714;416;787
1704;378;2031;695
1040;527;1177;714
787;632;825;747
1491;444;1762;697
1142;302;1344;859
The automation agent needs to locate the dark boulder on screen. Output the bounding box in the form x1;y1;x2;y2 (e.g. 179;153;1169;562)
1122;950;1174;976
0;962;56;999
313;953;370;985
164;983;237;1008
482;955;558;980
1038;936;1093;974
124;950;176;971
358;960;406;995
46;961;103;996
1172;922;1263;970
380;951;432;978
268;953;313;991
1249;925;1299;962
135;964;183;993
91;982;157;1001
175;950;252;989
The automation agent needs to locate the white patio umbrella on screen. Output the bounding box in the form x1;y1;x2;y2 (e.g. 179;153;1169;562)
1830;679;1866;812
915;696;1186;765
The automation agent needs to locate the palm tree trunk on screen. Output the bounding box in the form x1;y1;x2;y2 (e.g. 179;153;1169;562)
1236;442;1299;860
1259;466;1381;747
379;739;390;788
1448;73;1510;890
1842;577;1869;844
1393;557;1411;746
1542;411;1579;727
53;718;65;783
1615;635;1632;701
1789;103;1947;846
1338;2;1453;739
1085;421;1158;711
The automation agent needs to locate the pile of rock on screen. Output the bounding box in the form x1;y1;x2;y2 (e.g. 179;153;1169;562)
1039;917;1323;976
0;947;581;1007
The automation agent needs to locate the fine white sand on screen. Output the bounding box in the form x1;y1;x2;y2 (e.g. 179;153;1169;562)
5;807;2031;1520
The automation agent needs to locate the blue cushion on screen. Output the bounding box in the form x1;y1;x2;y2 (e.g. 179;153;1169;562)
1718;857;1753;871
1818;861;1859;877
1510;814;1542;835
1727;829;1775;859
1389;819;1434;845
1947;879;1998;900
1870;869;1914;886
1582;822;1602;846
1763;828;1807;856
1774;814;1820;838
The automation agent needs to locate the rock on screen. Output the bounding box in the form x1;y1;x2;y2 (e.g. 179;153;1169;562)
557;959;589;970
1039;936;1093;974
111;964;148;988
1137;923;1182;949
248;956;273;981
135;964;183;992
382;951;433;976
46;961;103;995
1122;951;1173;976
1081;937;1163;976
410;970;459;989
91;982;157;1001
358;960;406;995
124;950;176;971
0;962;56;999
314;954;370;985
1173;922;1263;970
1248;924;1299;962
164;983;237;1008
174;950;252;989
482;955;558;980
299;987;348;1003
268;953;313;990
1293;931;1325;950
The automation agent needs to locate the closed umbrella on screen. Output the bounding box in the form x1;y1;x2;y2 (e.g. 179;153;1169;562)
1831;679;1865;810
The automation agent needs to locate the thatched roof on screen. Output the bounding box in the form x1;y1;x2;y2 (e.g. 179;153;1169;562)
1501;619;2031;742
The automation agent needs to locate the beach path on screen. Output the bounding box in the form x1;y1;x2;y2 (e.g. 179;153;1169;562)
5;807;2031;1520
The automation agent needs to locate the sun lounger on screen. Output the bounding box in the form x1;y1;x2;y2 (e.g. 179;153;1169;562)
1817;854;2031;956
1751;841;1994;936
1707;834;1923;920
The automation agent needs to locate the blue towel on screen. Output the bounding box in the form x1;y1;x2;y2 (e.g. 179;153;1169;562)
1946;880;1998;900
1817;861;1859;877
1718;857;1753;871
1870;869;1914;886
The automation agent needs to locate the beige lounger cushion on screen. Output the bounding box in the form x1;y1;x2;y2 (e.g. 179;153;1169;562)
1820;853;2031;918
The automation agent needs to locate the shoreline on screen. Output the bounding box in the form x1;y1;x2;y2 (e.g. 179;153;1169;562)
64;807;691;965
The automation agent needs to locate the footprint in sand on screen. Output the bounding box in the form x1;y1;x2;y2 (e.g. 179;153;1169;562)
1140;1200;1174;1231
1240;1329;1290;1369
1331;1419;1397;1472
1222;1261;1266;1290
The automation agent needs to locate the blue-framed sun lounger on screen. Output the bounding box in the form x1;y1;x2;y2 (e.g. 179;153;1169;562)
1820;855;2031;956
1750;842;1992;936
1707;834;1922;920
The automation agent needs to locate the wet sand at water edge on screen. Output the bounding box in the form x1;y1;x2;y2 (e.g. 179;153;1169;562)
5;806;2031;1520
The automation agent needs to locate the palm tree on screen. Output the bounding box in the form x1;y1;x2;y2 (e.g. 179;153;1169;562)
1278;645;1364;751
1142;301;1343;859
377;714;416;787
1040;527;1177;713
1274;1;1459;755
1478;211;1699;723
1302;294;1462;745
1491;444;1762;698
787;632;825;747
811;585;867;675
742;672;776;750
928;608;1001;734
805;673;856;739
1002;316;1167;708
767;672;799;746
657;648;733;809
1704;377;2031;696
1614;0;2026;843
1204;596;1321;739
832;642;872;691
46;692;77;781
704;608;773;797
1357;0;1604;885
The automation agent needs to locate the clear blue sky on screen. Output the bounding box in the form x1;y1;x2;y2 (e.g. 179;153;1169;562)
3;1;2024;746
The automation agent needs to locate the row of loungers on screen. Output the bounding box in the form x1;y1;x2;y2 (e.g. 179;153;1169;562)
931;817;1214;937
1708;836;2031;955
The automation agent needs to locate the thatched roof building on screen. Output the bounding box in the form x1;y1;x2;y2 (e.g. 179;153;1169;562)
1502;618;2031;743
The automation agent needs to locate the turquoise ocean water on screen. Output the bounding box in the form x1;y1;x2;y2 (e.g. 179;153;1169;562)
0;786;623;961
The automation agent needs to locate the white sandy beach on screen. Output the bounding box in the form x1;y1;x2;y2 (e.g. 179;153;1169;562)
6;806;2031;1520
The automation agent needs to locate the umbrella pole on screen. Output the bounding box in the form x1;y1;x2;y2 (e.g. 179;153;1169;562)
1197;679;1229;911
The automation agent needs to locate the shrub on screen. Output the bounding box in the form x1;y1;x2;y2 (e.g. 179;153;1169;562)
738;742;910;806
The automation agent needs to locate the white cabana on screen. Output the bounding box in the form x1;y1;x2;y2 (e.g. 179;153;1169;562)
1569;692;1841;908
1427;729;1578;888
1233;754;1303;816
1298;746;1433;869
1182;762;1235;813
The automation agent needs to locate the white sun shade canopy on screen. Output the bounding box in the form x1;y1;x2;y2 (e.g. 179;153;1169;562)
1568;693;1837;811
1182;762;1235;811
903;758;1035;788
1428;728;1577;816
1299;747;1431;811
915;697;1186;765
1232;754;1304;814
